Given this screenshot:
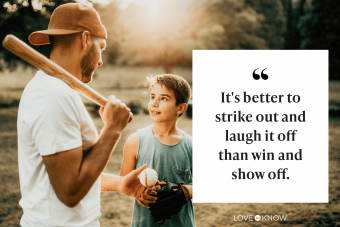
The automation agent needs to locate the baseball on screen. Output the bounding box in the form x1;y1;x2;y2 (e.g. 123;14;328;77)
139;168;158;187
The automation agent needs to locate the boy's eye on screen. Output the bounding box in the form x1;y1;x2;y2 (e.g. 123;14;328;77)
151;96;155;100
161;97;167;101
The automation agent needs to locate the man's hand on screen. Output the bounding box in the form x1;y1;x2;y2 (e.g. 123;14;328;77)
99;95;133;130
119;165;157;207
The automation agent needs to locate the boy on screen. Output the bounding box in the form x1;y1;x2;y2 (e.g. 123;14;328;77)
120;74;195;227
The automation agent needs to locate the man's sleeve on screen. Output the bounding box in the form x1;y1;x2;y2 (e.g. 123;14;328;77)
31;84;82;156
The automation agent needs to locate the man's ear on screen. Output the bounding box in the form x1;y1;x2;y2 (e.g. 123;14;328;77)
177;103;188;116
81;31;91;51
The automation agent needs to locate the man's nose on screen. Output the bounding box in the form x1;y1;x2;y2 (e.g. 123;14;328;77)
97;60;103;67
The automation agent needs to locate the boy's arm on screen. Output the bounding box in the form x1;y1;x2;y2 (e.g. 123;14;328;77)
101;132;138;191
120;132;156;208
120;132;139;176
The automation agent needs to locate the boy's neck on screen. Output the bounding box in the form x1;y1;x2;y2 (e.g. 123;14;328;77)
152;121;180;137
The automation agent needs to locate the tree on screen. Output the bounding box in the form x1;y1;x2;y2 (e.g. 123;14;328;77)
280;0;289;16
0;0;77;71
284;0;306;49
299;0;340;79
189;0;267;50
245;0;286;49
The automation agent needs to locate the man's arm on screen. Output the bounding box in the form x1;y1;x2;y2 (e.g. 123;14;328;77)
101;173;121;192
100;166;155;195
43;96;131;208
100;170;157;204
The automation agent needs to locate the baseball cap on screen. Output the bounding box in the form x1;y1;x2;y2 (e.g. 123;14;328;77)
29;3;107;45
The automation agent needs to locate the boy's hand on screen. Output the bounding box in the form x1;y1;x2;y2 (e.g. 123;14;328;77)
149;179;190;225
135;187;158;208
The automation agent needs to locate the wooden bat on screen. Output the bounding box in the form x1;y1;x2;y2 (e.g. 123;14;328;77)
2;34;107;106
3;35;133;121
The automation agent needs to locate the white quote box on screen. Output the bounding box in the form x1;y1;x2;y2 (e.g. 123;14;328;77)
193;50;328;203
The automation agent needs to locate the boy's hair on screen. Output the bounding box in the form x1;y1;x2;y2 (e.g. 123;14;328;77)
147;74;191;106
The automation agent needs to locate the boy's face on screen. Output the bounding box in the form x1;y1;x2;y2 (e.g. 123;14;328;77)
148;83;179;122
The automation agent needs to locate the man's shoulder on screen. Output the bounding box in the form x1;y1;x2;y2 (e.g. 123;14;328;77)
19;70;81;118
25;70;77;98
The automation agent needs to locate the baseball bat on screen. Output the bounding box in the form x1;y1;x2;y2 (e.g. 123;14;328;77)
2;34;107;106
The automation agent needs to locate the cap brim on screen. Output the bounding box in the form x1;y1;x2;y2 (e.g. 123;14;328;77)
29;29;83;46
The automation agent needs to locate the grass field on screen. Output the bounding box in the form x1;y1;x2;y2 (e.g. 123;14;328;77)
0;66;339;226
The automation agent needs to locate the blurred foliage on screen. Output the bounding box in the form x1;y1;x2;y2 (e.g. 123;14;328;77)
283;0;340;79
299;0;340;79
284;0;306;49
94;3;120;65
0;0;77;71
245;0;286;49
187;0;266;50
99;0;268;73
1;0;340;78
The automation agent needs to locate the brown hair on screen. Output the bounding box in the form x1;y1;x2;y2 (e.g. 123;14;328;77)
49;33;80;52
147;74;191;106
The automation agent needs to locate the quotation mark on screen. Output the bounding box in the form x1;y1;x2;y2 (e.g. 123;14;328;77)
253;68;268;80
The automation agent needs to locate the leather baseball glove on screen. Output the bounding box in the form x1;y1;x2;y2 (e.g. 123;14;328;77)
149;179;191;225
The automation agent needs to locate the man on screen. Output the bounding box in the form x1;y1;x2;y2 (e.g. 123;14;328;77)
17;3;156;227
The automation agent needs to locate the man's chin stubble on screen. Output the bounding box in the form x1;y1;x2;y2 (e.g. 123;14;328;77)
80;44;95;84
81;72;93;84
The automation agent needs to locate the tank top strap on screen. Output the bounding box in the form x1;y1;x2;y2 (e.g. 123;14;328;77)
136;124;153;142
136;125;155;168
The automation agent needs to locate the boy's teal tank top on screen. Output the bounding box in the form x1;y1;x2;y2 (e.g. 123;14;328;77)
131;125;195;227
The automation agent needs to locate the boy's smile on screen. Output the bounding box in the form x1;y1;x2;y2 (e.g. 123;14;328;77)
149;83;179;122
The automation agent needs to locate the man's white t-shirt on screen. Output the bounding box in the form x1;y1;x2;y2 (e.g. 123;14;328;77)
17;70;101;227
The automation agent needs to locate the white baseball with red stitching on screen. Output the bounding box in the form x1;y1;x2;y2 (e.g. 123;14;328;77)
139;168;158;187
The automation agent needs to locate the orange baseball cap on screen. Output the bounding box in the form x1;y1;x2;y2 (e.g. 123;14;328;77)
29;3;107;45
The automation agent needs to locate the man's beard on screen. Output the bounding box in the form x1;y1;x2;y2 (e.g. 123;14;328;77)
80;44;96;84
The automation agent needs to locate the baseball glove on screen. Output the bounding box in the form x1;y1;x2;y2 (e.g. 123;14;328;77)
149;179;191;225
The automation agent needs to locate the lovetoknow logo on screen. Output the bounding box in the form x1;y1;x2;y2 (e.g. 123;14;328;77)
234;214;288;222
